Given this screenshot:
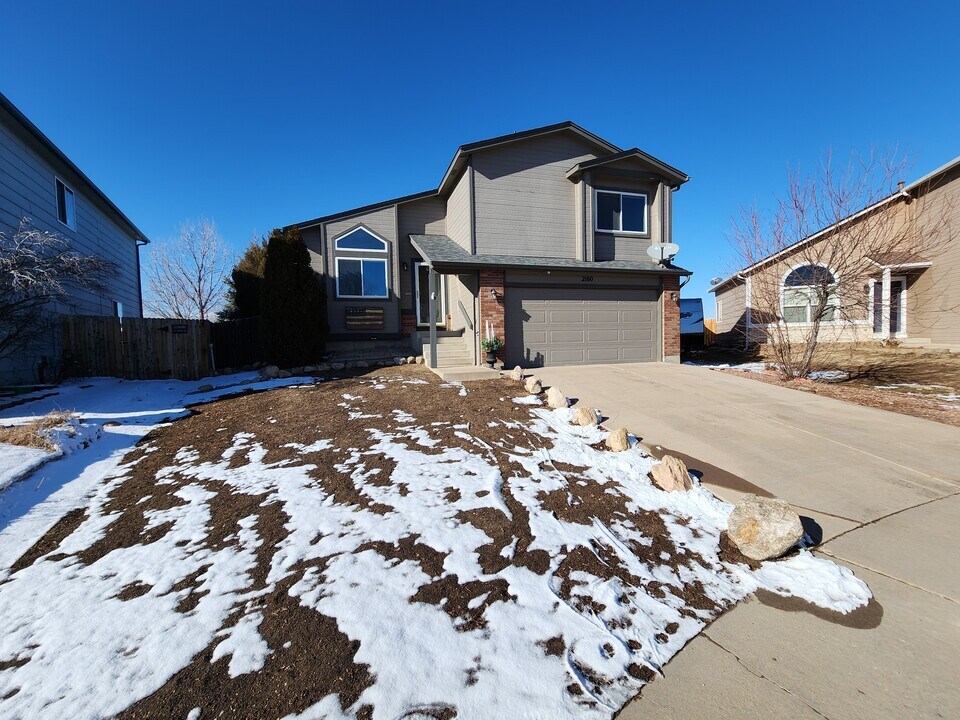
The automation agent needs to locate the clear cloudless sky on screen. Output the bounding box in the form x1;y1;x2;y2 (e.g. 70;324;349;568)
2;1;958;314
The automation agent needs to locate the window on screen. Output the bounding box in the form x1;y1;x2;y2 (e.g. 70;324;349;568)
336;258;388;298
56;178;76;229
782;264;838;324
716;299;723;322
595;190;647;233
334;225;389;298
335;227;388;252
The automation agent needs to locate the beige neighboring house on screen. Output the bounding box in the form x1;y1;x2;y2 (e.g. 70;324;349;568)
287;122;692;369
710;156;960;349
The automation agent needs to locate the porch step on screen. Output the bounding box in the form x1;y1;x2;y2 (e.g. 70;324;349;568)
423;335;475;368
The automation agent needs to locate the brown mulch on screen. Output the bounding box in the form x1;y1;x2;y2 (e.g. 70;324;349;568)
716;368;960;427
6;366;730;719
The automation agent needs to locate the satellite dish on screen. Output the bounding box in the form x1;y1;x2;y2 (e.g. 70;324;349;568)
646;243;680;264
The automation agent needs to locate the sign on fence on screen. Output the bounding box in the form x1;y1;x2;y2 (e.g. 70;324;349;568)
61;316;212;381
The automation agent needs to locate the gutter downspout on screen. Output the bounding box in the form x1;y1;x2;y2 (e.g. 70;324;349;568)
135;239;147;317
740;272;752;351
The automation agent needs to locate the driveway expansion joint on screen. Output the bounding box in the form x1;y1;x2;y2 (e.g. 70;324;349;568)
700;632;833;720
815;548;960;606
819;491;960;547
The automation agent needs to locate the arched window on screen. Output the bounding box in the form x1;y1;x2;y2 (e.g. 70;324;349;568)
335;227;388;252
782;264;838;324
334;226;389;299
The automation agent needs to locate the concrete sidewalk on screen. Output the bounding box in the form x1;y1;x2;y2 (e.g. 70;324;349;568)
533;363;960;720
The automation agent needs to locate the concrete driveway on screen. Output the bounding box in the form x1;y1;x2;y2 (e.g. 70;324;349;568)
533;363;960;720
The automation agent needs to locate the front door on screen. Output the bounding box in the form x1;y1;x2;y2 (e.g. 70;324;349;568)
414;262;445;326
873;278;905;335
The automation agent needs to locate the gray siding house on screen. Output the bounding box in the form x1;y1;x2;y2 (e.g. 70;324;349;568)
288;122;691;368
1;91;148;384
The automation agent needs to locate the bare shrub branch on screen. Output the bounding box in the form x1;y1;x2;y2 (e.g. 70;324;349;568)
0;220;116;362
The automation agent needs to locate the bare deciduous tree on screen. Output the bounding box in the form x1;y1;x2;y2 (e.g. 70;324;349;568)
0;220;116;362
727;150;954;379
144;218;232;320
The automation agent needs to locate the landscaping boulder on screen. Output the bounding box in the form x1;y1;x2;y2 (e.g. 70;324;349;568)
727;494;804;561
406;356;416;364
356;360;369;368
509;366;523;381
331;362;345;370
649;455;693;492
197;383;214;393
572;406;598;426
263;365;280;379
316;363;331;372
524;376;542;394
545;386;569;409
416;356;425;365
605;427;630;452
393;356;406;365
277;370;292;379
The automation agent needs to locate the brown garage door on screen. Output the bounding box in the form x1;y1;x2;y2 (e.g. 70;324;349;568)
504;286;659;367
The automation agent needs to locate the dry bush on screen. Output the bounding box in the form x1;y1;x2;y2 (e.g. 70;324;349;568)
0;410;74;451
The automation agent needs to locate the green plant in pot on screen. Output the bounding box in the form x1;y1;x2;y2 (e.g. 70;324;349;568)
480;337;503;368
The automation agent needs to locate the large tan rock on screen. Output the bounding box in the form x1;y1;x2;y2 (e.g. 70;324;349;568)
509;366;524;381
649;455;693;492
545;386;569;409
605;427;630;452
524;376;542;394
572;406;598;426
727;494;804;561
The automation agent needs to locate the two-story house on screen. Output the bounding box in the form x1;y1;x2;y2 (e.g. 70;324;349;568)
288;122;691;368
1;91;148;384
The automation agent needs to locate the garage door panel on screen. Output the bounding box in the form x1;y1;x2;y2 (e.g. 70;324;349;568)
505;285;660;367
549;330;586;344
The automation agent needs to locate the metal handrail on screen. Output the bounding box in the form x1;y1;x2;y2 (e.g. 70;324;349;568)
458;300;474;330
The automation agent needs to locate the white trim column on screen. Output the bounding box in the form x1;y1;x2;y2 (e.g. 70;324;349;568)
428;266;438;369
880;268;892;340
744;275;752;350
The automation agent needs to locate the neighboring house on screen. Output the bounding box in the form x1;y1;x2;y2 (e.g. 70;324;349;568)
1;91;148;384
287;122;691;368
711;156;960;348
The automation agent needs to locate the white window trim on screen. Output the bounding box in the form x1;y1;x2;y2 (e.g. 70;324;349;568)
55;176;77;230
413;261;446;326
868;275;908;338
594;189;648;235
334;225;389;253
335;257;389;299
779;261;842;325
716;299;723;323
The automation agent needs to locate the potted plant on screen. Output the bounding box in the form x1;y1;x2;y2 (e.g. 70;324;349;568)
480;337;503;368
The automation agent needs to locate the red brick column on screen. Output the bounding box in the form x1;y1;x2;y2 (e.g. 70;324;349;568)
479;268;505;359
662;275;681;362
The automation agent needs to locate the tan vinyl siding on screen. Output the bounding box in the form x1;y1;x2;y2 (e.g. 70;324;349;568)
905;166;960;344
323;205;400;334
445;168;472;252
713;281;746;344
398;196;446;311
472;133;599;258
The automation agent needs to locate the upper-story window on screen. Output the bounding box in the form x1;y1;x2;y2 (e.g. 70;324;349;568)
334;226;389;299
595;190;647;234
55;178;76;229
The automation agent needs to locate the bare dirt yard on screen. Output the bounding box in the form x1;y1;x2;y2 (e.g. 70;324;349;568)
0;367;869;720
686;344;960;427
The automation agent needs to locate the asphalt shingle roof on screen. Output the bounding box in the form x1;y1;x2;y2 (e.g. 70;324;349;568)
409;235;691;275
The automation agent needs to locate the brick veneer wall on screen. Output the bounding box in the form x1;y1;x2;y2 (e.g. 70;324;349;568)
400;309;417;335
662;274;681;361
478;269;505;359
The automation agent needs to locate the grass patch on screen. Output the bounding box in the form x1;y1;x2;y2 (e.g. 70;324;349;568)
0;411;74;451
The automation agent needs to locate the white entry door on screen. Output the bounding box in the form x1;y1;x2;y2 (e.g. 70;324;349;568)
414;262;446;325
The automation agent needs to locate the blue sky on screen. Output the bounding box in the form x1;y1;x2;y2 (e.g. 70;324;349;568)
3;1;958;313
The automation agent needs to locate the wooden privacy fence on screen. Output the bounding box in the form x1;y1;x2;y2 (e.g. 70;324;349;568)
62;316;212;381
704;318;717;346
210;316;261;370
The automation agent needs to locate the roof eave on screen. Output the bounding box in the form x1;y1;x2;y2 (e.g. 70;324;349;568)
0;91;150;244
